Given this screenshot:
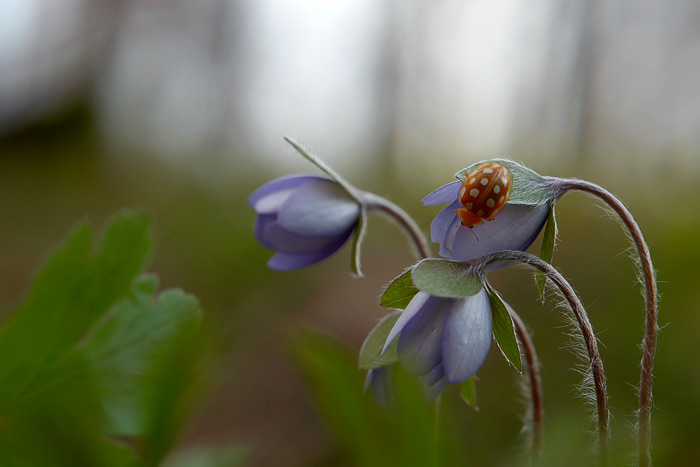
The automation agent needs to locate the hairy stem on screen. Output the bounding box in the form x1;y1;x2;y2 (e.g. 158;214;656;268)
510;309;544;460
361;191;433;260
365;194;545;460
470;250;610;465
551;177;657;467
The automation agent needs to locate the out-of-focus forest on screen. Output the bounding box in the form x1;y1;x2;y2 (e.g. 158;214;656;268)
0;1;699;465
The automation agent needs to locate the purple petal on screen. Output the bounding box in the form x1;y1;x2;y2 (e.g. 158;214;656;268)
266;228;353;271
422;181;462;206
276;179;359;237
248;175;326;214
441;288;493;383
255;214;341;253
440;215;462;258
381;292;432;354
430;200;461;243
397;298;447;376
448;203;550;262
420;363;445;386
423;375;447;401
365;366;392;406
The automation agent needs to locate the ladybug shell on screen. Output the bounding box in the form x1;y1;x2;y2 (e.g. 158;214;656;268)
456;163;511;227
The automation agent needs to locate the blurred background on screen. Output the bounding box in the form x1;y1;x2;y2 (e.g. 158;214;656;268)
0;0;699;465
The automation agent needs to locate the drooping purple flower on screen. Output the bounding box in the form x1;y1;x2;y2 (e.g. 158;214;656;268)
248;175;360;271
423;181;550;262
381;289;493;396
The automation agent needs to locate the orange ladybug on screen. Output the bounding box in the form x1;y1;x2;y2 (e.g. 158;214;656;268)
455;163;511;228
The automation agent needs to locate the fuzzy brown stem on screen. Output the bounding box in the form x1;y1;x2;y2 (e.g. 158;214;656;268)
510;309;544;460
470;250;610;465
361;192;433;260
551;178;657;467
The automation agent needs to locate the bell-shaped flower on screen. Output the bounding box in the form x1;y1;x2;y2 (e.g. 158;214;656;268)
248;175;360;271
381;288;493;394
423;159;556;262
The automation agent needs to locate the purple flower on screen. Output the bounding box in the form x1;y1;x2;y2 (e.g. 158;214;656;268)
248;175;360;271
381;288;493;396
423;181;550;262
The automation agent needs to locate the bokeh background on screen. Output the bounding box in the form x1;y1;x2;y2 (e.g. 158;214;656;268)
1;0;699;465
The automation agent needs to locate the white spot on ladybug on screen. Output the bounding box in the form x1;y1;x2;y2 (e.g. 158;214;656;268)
486;198;495;208
483;168;494;174
480;178;489;186
470;177;476;185
469;188;480;198
493;185;501;194
477;209;484;217
499;195;505;203
466;202;473;209
502;176;508;186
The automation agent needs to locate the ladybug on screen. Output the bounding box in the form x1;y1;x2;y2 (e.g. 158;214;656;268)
455;162;511;228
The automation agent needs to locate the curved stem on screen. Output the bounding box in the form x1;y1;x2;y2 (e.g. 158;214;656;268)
364;193;545;460
551;177;657;467
361;191;433;260
510;309;544;460
470;250;610;465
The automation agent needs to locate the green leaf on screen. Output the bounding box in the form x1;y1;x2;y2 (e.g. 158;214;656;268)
455;159;556;206
358;312;401;370
284;136;361;201
380;268;419;309
411;259;481;298
485;284;521;370
0;211;151;405
459;378;478;409
350;207;368;278
536;202;557;300
78;275;202;435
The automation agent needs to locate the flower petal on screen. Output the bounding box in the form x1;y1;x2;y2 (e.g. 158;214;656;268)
248;175;326;214
448;203;550;262
266;228;353;271
277;179;360;237
365;366;392;406
397;298;447;376
423;375;447;401
441;288;493;383
440;215;462;258
420;363;445;386
422;181;462;206
255;214;341;254
430;200;461;243
382;292;431;355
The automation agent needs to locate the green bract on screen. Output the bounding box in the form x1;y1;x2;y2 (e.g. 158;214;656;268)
485;283;522;370
412;259;482;298
455;159;556;206
380;269;419;309
358;311;401;370
536;201;558;299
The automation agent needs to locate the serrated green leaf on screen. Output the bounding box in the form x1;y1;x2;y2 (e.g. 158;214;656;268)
459;378;478;409
351;207;368;278
412;259;481;298
485;284;521;370
455;159;556;206
79;275;201;436
358;312;401;370
536;202;557;299
284;136;361;201
0;211;151;405
380;269;419;309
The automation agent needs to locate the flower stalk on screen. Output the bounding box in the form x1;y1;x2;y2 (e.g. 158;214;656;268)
468;250;610;465
361;191;433;260
548;177;657;467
